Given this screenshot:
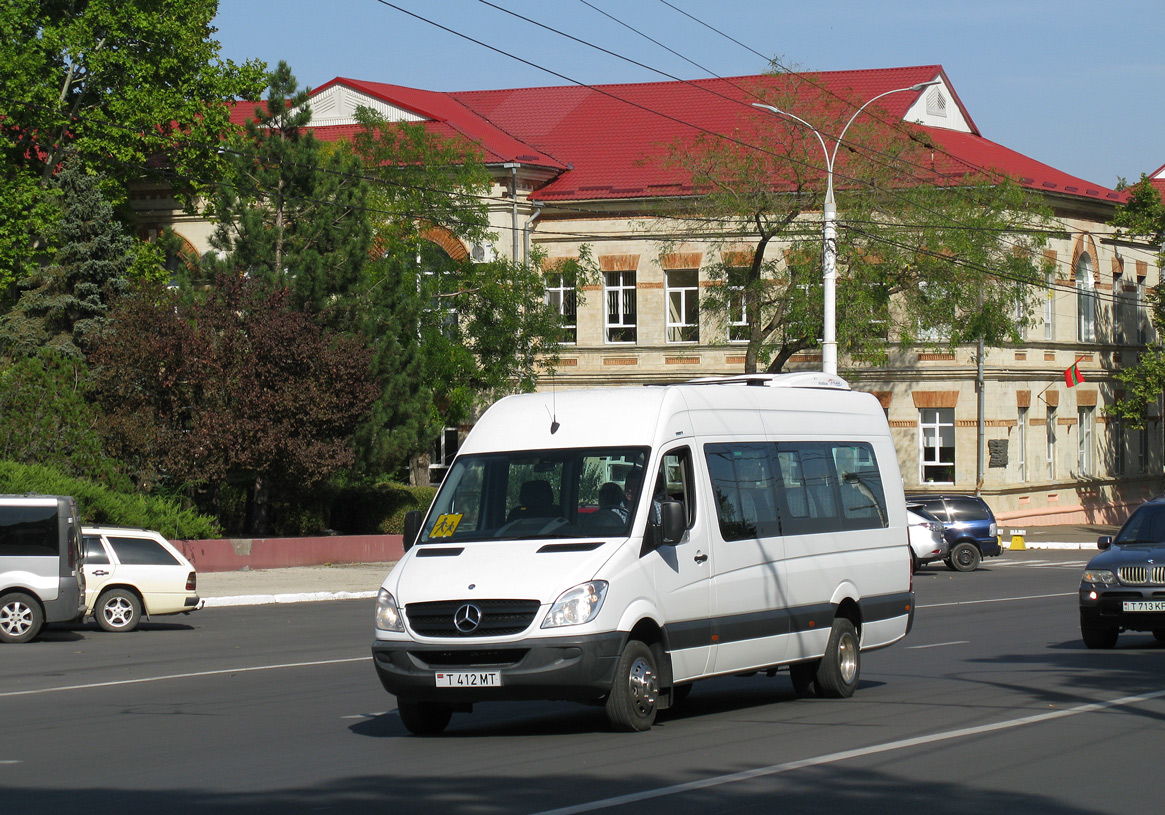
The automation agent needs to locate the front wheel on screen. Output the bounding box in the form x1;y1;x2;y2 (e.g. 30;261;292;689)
397;699;453;735
947;542;982;572
0;592;44;643
814;617;860;698
605;640;659;731
95;588;141;633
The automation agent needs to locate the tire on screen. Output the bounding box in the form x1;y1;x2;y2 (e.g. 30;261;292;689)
0;592;44;644
947;541;982;572
911;552;920;574
95;588;142;633
789;661;819;698
397;699;453;735
605;640;659;732
814;617;860;698
1081;626;1119;650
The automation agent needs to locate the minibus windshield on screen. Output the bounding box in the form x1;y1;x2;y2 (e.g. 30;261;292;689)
419;447;650;543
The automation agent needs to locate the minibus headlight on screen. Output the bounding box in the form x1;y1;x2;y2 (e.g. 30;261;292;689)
375;588;405;632
1082;569;1118;587
542;581;608;628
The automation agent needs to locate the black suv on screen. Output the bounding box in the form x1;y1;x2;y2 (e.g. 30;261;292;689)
1079;495;1165;649
903;494;1001;572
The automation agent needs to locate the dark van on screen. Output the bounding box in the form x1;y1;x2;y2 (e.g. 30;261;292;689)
0;495;86;643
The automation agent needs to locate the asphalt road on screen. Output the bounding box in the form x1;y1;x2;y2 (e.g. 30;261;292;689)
3;550;1164;815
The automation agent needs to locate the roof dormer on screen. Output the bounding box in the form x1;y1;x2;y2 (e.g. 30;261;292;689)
902;78;973;133
301;82;429;127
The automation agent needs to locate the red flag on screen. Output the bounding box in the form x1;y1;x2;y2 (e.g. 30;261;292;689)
1064;361;1085;388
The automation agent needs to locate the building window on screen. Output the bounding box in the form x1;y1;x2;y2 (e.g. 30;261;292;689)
1046;406;1057;480
429;427;460;485
727;285;749;343
545;271;577;345
1078;407;1094;476
604;270;637;343
1139;425;1149;474
1044;271;1055;341
1076;252;1097;342
1017;406;1028;482
1111;417;1126;475
1138;278;1148;344
666;269;700;343
919;408;955;483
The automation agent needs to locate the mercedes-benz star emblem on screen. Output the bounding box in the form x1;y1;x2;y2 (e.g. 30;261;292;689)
453;603;482;633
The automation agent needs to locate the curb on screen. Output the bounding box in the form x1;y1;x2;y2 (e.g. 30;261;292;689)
203;590;378;608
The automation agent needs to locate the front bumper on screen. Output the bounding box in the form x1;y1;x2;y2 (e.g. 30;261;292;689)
1079;585;1165;631
371;631;626;704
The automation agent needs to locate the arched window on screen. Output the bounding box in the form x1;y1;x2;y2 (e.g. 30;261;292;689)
1075;253;1097;342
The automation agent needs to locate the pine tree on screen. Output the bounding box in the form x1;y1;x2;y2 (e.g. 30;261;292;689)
0;157;132;359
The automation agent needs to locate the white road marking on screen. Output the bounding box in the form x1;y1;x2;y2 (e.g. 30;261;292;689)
0;657;368;698
905;640;969;649
341;711;394;720
0;760;22;765
919;591;1074;609
527;688;1165;815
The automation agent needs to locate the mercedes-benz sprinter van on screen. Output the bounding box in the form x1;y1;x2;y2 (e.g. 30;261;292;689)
372;373;914;733
1;495;86;643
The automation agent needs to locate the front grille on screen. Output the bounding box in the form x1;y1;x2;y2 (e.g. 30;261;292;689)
1118;566;1165;585
405;599;542;637
411;649;529;667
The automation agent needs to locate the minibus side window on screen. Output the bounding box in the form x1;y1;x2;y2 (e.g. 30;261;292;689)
833;443;888;529
774;442;887;535
704;443;779;541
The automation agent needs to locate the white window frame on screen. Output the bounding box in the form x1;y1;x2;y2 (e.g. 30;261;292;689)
1017;406;1028;482
545;271;577;345
1046;407;1057;480
1078;406;1094;476
1044;271;1055;341
919;407;955;484
604;270;637;344
1076;253;1097;342
665;268;700;344
727;285;749;343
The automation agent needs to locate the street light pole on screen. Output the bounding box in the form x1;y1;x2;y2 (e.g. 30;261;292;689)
753;80;940;376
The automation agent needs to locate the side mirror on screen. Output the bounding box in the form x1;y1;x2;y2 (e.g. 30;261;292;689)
403;510;422;552
1097;535;1113;551
660;501;686;546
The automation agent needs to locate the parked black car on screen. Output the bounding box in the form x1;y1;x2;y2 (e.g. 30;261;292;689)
903;493;1001;572
1079;495;1165;649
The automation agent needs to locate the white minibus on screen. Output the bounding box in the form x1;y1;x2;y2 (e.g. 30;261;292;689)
372;373;914;733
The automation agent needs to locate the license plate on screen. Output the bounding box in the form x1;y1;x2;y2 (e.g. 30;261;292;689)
1122;601;1165;612
435;671;501;688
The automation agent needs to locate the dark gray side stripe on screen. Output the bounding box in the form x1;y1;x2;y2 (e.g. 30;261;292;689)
664;591;914;651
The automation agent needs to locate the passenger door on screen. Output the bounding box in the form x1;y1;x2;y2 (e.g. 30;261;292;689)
645;446;713;681
704;443;789;674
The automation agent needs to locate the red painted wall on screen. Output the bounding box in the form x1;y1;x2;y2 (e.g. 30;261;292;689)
174;534;405;572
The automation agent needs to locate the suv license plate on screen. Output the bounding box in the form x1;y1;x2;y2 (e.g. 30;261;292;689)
1122;601;1165;612
435;671;501;688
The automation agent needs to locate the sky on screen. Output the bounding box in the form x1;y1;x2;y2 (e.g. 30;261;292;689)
211;0;1165;189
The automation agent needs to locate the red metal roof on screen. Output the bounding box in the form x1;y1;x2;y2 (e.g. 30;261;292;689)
237;65;1124;204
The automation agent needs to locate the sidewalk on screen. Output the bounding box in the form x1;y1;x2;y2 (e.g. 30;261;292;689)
199;561;395;608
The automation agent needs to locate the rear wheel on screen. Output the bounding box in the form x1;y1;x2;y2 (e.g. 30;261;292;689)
95;588;141;633
1081;626;1119;649
814;618;860;698
397;699;453;735
605;640;659;731
947;542;981;572
0;592;43;644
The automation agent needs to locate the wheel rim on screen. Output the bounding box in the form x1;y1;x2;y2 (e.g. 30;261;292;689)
1;602;32;637
956;546;975;567
627;656;658;717
838;632;858;684
103;597;134;628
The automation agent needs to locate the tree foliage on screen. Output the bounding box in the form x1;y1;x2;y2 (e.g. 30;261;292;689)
0;157;136;359
91;275;378;534
655;75;1054;373
1111;175;1165;266
0;0;265;278
203;61;373;316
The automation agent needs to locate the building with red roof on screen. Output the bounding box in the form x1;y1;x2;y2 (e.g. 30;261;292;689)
136;65;1161;527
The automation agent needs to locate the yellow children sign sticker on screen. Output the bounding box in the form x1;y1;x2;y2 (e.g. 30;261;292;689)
429;513;463;538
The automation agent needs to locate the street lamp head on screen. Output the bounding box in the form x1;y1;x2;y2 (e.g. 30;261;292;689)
909;79;943;92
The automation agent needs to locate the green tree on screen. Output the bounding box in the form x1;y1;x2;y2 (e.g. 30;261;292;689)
0;0;265;288
0;157;139;359
1111;175;1165;266
203;61;373;317
656;77;1053;373
91;275;378;535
